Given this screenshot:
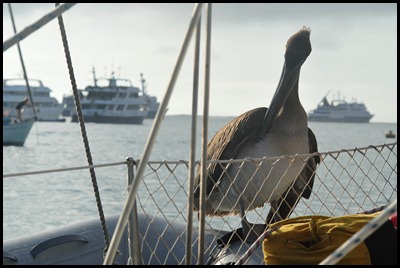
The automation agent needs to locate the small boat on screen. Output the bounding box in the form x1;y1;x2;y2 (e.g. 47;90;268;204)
3;115;35;146
3;79;64;122
308;90;374;123
71;68;148;124
3;92;36;146
386;130;395;138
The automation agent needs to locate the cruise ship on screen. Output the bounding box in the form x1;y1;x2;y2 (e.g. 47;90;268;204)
3;79;64;122
71;70;148;124
308;91;374;123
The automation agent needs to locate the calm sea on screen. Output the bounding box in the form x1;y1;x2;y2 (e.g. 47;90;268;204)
3;116;397;240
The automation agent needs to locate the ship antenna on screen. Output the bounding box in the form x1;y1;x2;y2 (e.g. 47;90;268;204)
323;90;331;99
140;73;147;95
92;66;97;87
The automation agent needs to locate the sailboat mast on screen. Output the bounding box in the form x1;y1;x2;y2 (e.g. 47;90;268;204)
7;3;38;120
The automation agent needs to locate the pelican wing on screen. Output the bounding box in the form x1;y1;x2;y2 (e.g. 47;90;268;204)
299;127;319;198
194;107;267;200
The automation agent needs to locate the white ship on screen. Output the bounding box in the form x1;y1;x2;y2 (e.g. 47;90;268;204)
3;79;64;122
71;69;148;124
308;91;374;123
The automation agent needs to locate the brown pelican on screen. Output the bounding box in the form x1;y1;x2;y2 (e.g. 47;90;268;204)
193;27;319;241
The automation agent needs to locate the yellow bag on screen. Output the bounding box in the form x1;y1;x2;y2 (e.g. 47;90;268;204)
262;213;381;265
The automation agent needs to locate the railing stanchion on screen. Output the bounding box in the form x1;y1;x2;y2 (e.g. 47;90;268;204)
126;157;142;265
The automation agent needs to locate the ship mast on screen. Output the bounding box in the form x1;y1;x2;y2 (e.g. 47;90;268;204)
92;66;98;87
140;73;147;96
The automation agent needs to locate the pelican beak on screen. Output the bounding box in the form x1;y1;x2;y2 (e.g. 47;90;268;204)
258;61;303;138
257;28;311;139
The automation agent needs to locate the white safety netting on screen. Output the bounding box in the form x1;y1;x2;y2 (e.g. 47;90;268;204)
133;142;397;264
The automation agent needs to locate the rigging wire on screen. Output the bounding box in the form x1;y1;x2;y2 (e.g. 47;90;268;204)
55;2;111;258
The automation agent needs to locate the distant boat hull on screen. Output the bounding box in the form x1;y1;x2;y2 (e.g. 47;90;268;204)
23;107;64;122
308;115;373;123
146;110;157;119
62;109;72;117
37;117;66;122
71;114;144;124
3;118;35;146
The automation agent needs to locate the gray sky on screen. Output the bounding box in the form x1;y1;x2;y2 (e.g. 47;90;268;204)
3;3;397;122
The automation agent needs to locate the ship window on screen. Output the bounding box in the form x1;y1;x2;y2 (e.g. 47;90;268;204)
107;105;115;110
116;104;125;111
33;92;49;97
9;91;25;96
127;104;139;110
101;92;114;100
129;92;139;98
118;92;127;98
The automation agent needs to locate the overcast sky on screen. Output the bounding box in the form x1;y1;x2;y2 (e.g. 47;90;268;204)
3;3;397;122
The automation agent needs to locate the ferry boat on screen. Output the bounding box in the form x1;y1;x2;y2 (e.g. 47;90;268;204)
71;69;148;124
308;91;374;123
3;79;64;122
65;73;159;120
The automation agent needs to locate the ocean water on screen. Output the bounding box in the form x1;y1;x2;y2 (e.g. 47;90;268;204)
3;116;397;240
